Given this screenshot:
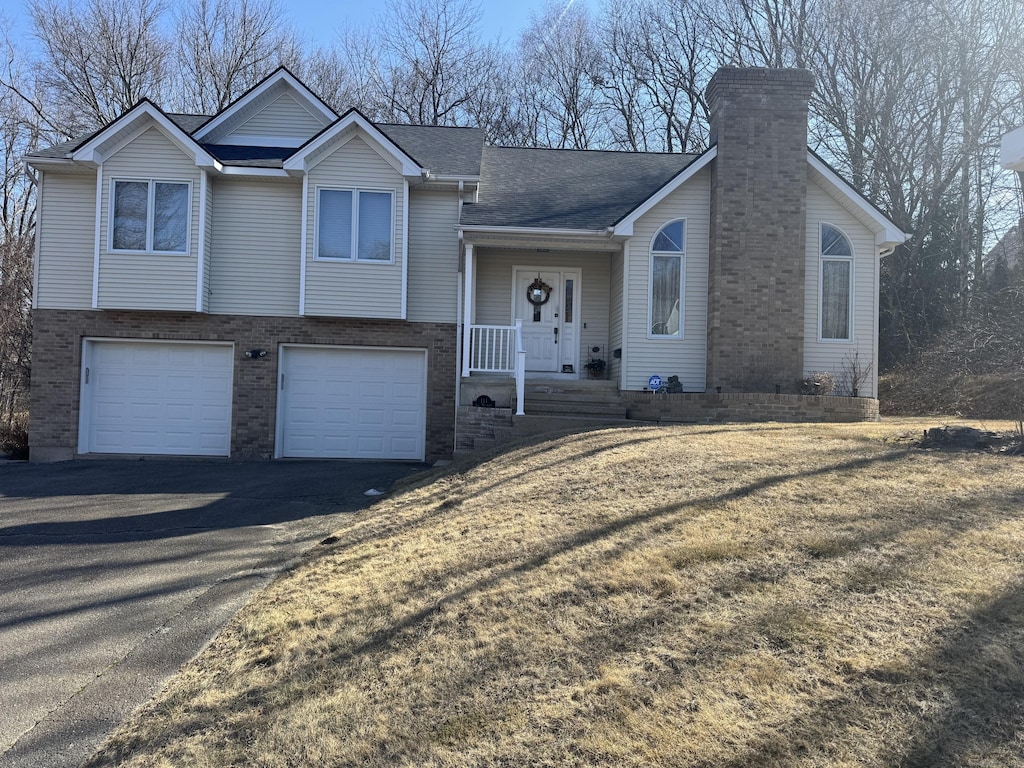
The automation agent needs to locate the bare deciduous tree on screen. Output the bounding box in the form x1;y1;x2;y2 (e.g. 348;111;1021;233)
29;0;171;131
600;0;713;153
342;0;488;126
705;0;816;68
517;0;605;149
807;0;1024;363
175;0;297;114
0;34;46;433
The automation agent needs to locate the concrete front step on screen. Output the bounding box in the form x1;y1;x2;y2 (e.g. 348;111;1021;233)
524;379;628;419
525;380;617;394
528;397;626;409
524;401;629;418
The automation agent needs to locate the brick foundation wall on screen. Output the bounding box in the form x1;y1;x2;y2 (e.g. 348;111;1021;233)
30;309;457;461
705;67;816;394
622;391;879;424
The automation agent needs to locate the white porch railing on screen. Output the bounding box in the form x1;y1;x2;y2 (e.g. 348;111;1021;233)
466;320;526;415
468;324;516;372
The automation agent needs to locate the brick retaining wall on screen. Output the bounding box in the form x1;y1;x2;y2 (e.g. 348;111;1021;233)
622;391;879;423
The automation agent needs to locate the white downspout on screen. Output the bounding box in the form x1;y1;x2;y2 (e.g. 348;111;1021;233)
461;243;474;377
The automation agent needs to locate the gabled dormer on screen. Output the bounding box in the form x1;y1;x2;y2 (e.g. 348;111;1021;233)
68;101;218;312
283;109;427;320
194;68;337;148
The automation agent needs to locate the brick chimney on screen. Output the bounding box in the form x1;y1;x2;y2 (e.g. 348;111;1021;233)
705;67;816;393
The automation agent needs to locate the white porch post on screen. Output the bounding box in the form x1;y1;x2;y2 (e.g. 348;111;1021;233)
461;243;474;377
514;318;526;415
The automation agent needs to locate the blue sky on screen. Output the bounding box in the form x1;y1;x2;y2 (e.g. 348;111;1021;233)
290;0;557;46
0;0;570;48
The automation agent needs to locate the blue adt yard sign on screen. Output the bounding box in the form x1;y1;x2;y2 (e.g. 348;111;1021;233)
648;375;663;391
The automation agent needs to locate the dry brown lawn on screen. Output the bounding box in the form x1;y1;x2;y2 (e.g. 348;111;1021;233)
87;418;1024;768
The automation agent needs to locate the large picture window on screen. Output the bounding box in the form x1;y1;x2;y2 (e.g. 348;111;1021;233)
317;188;393;262
649;220;685;337
111;180;189;253
820;224;853;340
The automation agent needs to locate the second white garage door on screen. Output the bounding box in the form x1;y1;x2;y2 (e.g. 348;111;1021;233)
278;346;427;460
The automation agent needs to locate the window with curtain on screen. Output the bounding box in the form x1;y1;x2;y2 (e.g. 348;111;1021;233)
111;180;189;253
650;220;684;337
820;224;853;340
317;188;393;261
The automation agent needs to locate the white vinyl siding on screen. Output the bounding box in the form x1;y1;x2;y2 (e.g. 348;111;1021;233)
625;167;710;392
97;127;201;311
201;175;213;312
209;178;302;316
609;251;624;386
35;171;95;309
407;190;459;323
224;92;328;144
804;179;878;396
474;249;610;373
303;135;405;318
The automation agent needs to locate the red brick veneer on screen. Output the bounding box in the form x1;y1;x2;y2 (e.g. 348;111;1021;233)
30;309;456;461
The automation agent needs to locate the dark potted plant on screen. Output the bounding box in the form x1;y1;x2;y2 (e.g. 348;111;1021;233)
584;358;606;378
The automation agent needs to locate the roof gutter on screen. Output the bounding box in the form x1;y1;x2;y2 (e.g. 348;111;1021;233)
23;156;75;170
458;225;615;238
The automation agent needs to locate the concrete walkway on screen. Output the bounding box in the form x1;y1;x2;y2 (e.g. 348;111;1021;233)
0;459;425;768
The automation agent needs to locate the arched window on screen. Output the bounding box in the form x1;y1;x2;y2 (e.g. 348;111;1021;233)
820;224;853;340
649;220;685;337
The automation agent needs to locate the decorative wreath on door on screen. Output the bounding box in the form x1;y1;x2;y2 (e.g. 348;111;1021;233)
526;277;552;306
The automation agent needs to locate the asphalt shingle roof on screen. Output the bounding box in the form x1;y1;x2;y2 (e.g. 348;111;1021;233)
461;146;698;230
375;123;484;177
27;107;695;230
200;144;292;167
26;113;211;159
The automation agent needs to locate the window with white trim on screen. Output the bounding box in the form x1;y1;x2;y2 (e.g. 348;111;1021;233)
649;219;685;337
820;224;853;340
317;188;394;261
111;180;190;253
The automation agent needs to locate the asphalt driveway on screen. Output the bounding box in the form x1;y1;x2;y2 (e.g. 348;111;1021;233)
0;458;427;768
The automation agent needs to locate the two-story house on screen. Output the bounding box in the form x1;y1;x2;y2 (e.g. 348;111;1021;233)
25;66;905;463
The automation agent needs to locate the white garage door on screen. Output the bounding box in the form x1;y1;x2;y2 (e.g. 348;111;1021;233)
80;341;233;456
279;346;426;460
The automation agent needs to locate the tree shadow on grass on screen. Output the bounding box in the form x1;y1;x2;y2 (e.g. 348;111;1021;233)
84;443;1024;767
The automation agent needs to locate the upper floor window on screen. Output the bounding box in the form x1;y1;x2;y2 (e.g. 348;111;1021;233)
649;219;685;337
317;188;394;262
820;224;853;341
111;180;189;254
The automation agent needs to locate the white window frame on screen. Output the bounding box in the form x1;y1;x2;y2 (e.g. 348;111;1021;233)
647;218;686;340
818;222;855;343
314;186;396;264
108;178;192;255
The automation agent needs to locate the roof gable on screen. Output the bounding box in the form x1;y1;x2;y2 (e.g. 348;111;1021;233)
193;68;337;145
612;147;717;236
69;101;216;168
806;152;907;250
282;109;424;178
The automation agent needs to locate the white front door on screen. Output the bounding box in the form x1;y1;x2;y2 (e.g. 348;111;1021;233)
513;268;580;373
